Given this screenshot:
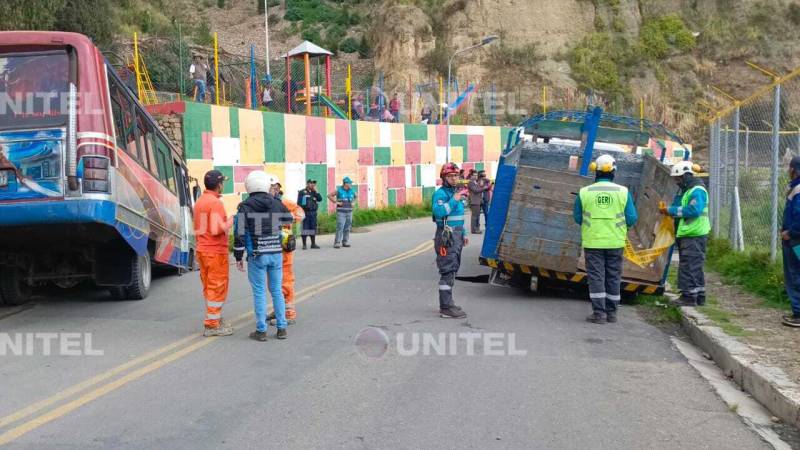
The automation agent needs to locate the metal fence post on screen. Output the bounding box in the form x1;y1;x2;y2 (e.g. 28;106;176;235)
770;84;781;262
744;125;750;169
708;122;716;233
732;106;743;250
713;119;722;238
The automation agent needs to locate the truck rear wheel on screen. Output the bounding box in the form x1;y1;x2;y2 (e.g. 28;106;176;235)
0;267;32;306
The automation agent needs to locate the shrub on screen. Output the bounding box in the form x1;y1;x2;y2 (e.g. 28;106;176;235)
339;36;360;53
638;14;696;60
420;44;449;77
487;43;542;73
194;19;214;47
789;2;800;25
568;32;632;99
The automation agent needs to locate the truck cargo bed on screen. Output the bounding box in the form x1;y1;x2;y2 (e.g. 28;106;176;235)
485;142;678;290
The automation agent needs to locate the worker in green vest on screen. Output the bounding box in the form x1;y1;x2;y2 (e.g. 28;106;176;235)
661;160;711;307
574;154;638;324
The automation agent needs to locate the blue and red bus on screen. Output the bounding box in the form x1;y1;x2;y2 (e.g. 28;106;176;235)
0;31;196;304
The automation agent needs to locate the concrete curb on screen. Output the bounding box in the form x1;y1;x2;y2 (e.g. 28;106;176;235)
680;307;800;427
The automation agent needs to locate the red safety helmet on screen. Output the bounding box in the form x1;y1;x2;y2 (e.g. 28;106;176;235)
440;162;461;179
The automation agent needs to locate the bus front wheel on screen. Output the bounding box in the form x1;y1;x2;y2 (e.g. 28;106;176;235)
0;267;32;306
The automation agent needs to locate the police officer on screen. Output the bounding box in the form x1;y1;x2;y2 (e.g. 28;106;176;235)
297;179;322;249
432;163;468;319
574;155;638;324
662;160;710;307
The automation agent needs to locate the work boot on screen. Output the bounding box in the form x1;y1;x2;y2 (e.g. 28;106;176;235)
606;312;618;323
342;242;351;248
782;315;800;328
203;324;234;337
671;296;697;307
276;328;288;339
249;330;267;342
269;317;296;326
440;306;467;318
311;244;321;249
334;243;341;249
697;295;707;306
586;312;606;324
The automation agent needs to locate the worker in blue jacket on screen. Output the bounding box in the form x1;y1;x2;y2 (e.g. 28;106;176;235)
661;161;711;307
782;156;800;327
432;162;468;319
573;154;638;324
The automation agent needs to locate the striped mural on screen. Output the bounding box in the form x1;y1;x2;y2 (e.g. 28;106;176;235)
148;101;691;216
166;101;513;215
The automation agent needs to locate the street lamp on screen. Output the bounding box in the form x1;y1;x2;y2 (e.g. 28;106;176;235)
446;35;499;162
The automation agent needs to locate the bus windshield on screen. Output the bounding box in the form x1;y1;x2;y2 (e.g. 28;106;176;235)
0;50;69;130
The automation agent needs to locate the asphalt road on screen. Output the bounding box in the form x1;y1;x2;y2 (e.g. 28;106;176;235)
0;219;771;449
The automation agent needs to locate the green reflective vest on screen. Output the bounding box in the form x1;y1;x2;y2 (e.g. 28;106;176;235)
579;181;629;249
676;186;711;238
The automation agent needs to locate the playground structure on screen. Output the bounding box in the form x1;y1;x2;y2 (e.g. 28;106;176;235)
281;41;340;118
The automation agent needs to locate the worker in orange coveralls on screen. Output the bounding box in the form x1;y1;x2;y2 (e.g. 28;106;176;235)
268;182;305;325
194;170;235;337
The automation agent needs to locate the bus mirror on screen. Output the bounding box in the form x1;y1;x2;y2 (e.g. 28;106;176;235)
192;185;201;202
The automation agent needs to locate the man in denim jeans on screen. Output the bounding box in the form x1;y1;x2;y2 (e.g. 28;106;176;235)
234;171;292;341
189;55;208;103
329;176;357;248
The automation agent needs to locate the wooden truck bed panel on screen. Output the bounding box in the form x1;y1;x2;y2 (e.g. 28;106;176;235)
498;143;678;284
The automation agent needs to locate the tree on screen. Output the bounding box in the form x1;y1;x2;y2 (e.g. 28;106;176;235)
0;0;66;30
55;0;116;47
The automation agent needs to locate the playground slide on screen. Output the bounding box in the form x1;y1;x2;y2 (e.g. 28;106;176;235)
314;94;348;119
443;84;477;120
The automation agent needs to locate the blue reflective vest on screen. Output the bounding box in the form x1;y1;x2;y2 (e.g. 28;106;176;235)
432;186;465;228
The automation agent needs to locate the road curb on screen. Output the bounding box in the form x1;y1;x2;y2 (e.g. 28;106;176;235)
680;307;800;427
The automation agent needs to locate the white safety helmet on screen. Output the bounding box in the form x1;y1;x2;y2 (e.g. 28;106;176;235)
245;171;280;194
670;160;696;177
590;154;617;173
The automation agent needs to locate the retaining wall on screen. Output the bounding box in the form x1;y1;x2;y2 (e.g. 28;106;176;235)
149;101;513;214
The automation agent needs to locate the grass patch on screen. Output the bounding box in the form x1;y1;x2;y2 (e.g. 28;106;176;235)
706;238;789;310
316;204;432;234
698;295;750;337
630;295;682;324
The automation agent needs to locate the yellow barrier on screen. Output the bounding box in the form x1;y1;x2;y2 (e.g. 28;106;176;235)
624;217;675;268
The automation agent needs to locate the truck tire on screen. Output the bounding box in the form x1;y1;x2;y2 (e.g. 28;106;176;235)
125;253;151;300
0;267;32;306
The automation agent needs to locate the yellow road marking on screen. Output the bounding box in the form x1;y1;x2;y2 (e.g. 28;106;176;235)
0;335;197;429
0;241;430;445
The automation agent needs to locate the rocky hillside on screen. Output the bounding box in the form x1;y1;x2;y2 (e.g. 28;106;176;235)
7;0;800;143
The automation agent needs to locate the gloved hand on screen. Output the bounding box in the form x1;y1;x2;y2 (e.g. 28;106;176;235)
658;200;669;215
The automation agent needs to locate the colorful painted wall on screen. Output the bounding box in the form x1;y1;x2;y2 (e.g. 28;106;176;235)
150;102;513;215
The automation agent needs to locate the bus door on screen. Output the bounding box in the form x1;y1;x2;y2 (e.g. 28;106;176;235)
174;160;195;268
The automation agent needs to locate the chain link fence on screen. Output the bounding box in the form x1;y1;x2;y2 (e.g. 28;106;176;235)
112;34;692;131
708;71;800;260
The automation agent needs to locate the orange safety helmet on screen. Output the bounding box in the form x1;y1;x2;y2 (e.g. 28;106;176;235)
440;162;461;179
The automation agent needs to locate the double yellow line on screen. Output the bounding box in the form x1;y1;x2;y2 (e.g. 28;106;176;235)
0;241;431;445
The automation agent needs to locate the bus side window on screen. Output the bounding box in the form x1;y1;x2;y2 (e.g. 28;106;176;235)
174;161;189;207
135;116;154;173
109;95;126;152
108;78;136;158
155;137;176;193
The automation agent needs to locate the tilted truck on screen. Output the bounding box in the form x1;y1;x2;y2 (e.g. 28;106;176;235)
480;107;692;297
